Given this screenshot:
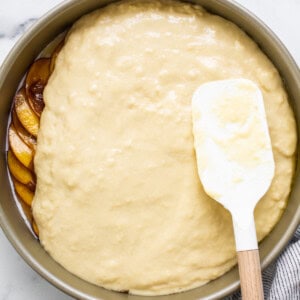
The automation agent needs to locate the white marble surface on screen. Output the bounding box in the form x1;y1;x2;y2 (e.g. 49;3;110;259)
0;1;299;299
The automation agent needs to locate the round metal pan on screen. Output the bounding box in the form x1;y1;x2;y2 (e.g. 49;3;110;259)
0;1;299;299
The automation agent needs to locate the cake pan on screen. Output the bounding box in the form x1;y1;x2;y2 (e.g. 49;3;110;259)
0;0;299;299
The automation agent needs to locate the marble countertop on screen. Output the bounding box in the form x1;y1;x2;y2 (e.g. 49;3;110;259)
0;1;299;299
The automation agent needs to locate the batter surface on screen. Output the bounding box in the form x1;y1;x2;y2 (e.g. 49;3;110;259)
32;0;297;295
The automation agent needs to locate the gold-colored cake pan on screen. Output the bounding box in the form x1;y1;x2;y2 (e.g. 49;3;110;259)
0;1;299;299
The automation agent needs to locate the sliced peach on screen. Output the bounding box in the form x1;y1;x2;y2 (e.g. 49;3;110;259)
12;109;36;150
50;40;64;73
32;220;39;236
13;179;34;206
13;189;35;234
25;58;51;117
7;150;35;190
17;196;33;223
8;124;34;169
14;88;39;137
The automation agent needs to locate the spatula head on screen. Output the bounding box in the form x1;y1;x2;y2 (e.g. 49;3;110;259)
192;79;275;216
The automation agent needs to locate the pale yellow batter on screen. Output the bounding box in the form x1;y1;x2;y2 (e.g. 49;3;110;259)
32;0;297;296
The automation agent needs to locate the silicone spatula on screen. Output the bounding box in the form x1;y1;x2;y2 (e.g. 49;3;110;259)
192;79;275;300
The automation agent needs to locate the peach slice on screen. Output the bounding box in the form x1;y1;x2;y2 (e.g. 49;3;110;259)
12;109;36;150
50;40;64;73
14;195;34;227
8;124;34;170
7;150;35;191
32;220;39;236
25;58;51;117
13;179;34;206
14;88;39;137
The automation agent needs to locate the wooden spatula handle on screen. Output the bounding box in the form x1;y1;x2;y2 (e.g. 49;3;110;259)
237;249;264;300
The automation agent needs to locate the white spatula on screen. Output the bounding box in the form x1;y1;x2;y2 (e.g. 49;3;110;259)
192;79;275;300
